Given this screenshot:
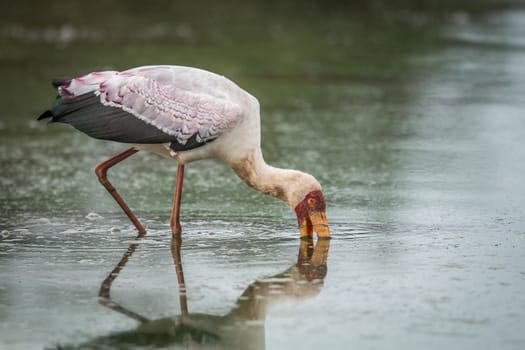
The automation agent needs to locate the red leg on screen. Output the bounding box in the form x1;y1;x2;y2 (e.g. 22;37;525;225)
170;163;185;236
94;147;146;234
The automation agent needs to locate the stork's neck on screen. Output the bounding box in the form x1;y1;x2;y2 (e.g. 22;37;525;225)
230;148;320;209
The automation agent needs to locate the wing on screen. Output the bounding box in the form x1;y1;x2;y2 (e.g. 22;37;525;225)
40;68;244;151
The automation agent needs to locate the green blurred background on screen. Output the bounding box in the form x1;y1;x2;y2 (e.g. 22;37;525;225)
1;0;520;128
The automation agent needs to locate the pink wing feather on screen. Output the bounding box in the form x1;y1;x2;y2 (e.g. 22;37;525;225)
59;67;243;145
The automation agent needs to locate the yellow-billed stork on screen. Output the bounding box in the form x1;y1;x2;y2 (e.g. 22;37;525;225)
39;65;330;239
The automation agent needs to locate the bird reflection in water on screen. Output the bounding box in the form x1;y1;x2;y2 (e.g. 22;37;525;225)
63;235;330;349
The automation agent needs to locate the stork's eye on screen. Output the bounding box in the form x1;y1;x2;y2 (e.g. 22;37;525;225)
307;198;316;207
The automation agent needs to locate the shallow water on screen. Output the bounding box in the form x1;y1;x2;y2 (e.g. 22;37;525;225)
1;2;525;349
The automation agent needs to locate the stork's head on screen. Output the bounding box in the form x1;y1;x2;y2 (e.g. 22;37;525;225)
294;190;330;239
281;171;330;239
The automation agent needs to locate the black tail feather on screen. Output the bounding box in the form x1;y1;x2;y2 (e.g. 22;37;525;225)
38;77;69;120
38;109;54;121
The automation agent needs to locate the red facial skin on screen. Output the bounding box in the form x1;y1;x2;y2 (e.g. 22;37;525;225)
295;190;330;239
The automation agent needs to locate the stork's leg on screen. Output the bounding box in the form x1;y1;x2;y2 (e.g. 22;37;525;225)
170;163;185;236
94;147;146;234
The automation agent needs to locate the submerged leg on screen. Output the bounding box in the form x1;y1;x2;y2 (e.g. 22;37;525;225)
94;147;146;234
170;163;185;236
